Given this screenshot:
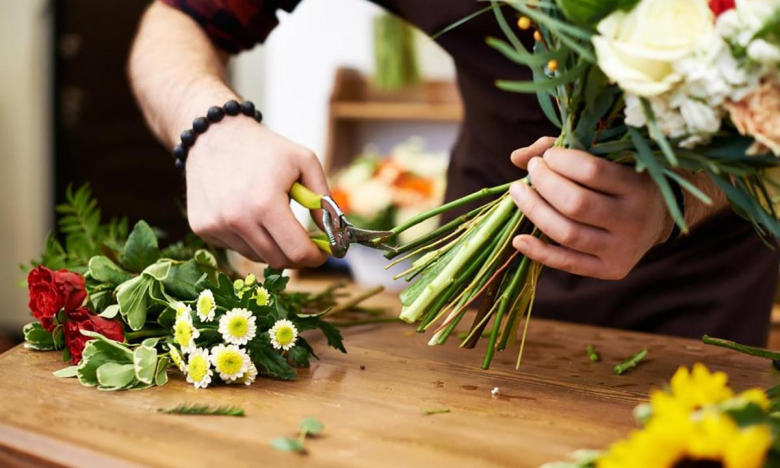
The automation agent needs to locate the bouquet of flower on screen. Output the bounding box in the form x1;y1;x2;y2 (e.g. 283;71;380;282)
372;0;780;369
330;138;447;245
544;364;780;468
23;185;378;391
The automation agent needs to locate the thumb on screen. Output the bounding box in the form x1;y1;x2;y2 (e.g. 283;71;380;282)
510;136;557;170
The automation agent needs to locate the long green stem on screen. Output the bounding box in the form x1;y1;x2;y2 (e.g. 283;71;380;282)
702;335;780;360
324;286;384;317
384;207;484;260
125;329;169;341
329;317;402;327
375;182;514;242
482;257;529;369
400;195;517;323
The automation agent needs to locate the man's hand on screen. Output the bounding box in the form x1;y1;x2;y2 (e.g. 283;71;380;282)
129;3;328;269
509;137;672;280
186;117;329;269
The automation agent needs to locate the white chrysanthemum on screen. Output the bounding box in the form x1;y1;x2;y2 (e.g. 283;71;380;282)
235;363;258;386
174;302;192;319
269;319;298;351
173;314;199;354
169;345;186;372
254;287;270;307
210;344;250;381
185;348;213;389
218;308;257;346
196;289;216;322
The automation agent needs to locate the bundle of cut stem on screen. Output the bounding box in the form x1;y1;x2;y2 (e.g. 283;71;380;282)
368;178;543;369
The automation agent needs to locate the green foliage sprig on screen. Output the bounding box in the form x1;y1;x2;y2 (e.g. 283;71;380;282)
159;404;246;417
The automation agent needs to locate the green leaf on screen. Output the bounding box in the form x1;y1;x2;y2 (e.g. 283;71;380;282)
121;221;160;273
271;437;306;453
116;275;153;331
23;322;55;351
194;249;217;269
497;62;588;93
53;366;79;378
133;342;158;385
263;269;290;294
555;0;639;25
96;362;137;390
77;335;134;387
142;260;172;281
250;343;297;381
317;322;346;354
287;345;312;368
300;417;324;435
99;304;120;319
154;357;170;386
88;256;133;285
162;260;205;300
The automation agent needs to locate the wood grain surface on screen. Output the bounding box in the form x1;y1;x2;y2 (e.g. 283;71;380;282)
0;290;774;468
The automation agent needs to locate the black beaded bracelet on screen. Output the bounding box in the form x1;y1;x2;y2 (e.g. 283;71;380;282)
172;99;263;171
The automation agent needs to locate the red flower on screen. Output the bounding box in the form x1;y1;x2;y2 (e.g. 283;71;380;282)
63;307;125;363
709;0;736;16
27;266;87;332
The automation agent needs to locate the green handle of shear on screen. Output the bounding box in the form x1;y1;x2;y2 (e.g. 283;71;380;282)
290;182;322;210
310;233;332;254
290;183;333;254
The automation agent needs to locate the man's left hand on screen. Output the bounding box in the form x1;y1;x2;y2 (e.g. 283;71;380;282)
509;137;672;280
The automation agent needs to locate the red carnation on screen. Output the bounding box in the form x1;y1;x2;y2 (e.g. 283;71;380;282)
709;0;735;16
27;266;87;332
63;307;125;363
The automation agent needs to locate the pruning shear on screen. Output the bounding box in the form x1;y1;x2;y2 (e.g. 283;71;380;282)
289;183;394;258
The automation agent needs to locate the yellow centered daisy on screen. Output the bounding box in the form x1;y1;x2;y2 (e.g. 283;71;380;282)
173;314;199;354
196;289;216;322
269;319;298;351
235;363;258;386
253;286;270;307
169;345;186;372
174;302;192;319
210;344;250;381
185;348;213;389
218;308;257;346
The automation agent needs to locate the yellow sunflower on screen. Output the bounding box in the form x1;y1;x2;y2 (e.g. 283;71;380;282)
598;404;772;468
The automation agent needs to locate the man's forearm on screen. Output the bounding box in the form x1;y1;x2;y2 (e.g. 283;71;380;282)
682;171;729;231
129;2;239;149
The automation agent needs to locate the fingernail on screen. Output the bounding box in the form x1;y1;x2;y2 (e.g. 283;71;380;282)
509;182;525;201
528;157;539;173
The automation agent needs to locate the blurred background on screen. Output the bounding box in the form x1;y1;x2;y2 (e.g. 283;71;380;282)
0;0;461;346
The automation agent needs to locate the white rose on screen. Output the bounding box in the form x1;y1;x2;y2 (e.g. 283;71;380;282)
592;0;715;97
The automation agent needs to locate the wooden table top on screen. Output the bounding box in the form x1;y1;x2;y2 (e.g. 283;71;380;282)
0;290;774;468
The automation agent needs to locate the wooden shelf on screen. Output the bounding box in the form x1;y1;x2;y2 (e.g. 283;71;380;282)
324;67;463;173
331;101;462;122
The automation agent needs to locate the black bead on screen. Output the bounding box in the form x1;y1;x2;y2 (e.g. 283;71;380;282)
240;100;255;116
224;100;241;116
174;158;186;172
253;109;263;123
173;144;188;160
192;117;210;134
180;129;196;147
773;359;780;371
206;106;225;123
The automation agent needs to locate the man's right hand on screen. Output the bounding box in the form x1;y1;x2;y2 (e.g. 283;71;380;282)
185;116;330;269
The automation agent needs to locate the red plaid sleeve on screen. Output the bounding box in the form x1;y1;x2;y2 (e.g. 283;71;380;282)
159;0;302;53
